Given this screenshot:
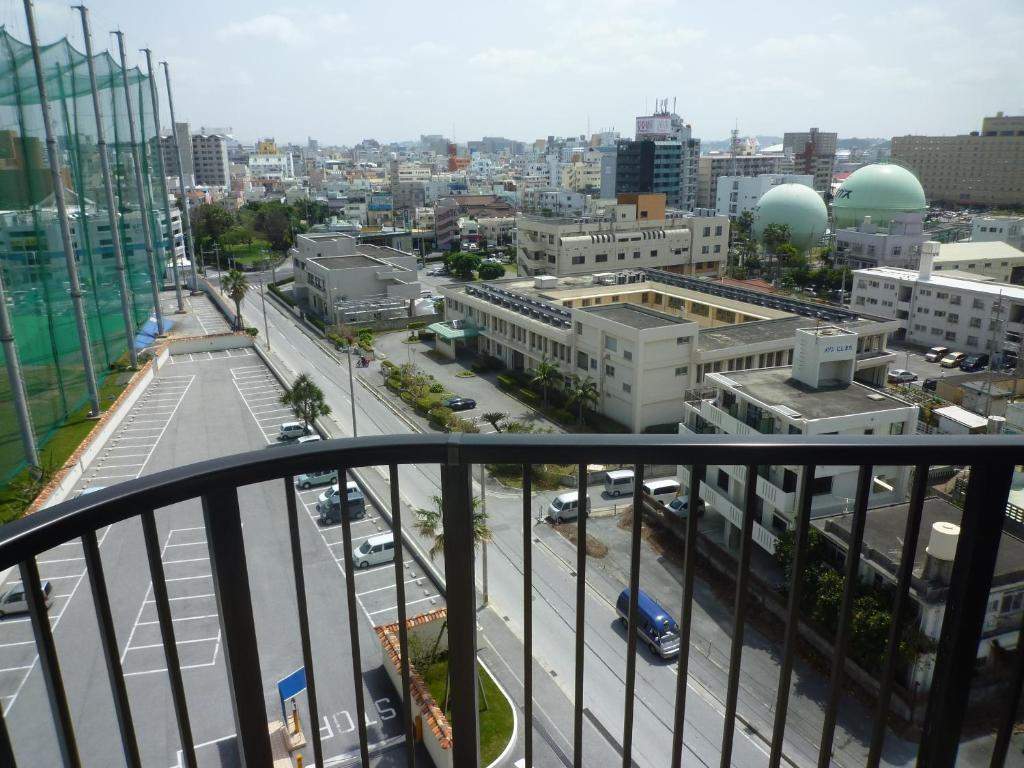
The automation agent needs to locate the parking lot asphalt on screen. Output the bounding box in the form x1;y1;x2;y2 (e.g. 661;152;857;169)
3;351;430;767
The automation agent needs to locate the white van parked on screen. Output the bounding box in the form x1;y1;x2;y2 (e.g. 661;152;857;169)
278;422;308;440
549;491;589;523
352;532;395;569
603;469;635;497
643;478;681;502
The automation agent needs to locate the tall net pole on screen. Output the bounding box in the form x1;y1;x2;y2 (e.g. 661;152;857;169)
0;267;40;472
75;5;138;369
141;48;183;311
23;0;101;416
160;61;198;291
113;30;164;333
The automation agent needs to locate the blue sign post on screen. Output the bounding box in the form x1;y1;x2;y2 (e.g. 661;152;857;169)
277;666;307;719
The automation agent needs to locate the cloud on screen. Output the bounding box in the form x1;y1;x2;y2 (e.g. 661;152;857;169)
468;47;577;76
221;14;304;46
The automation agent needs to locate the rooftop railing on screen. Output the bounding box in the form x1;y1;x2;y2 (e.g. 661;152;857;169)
0;433;1021;767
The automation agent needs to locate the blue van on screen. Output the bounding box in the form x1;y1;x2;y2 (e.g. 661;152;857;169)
615;588;681;658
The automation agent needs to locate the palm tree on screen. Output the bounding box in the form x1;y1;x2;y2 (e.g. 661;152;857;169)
221;268;251;330
567;375;600;426
415;494;490;560
280;373;331;432
481;411;508;432
530;358;561;408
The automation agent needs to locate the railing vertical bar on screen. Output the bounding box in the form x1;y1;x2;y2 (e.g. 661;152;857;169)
919;459;1015;767
441;460;481;766
522;464;534;768
201;487;273;766
573;461;589;767
388;464;416;768
283;477;323;768
141;510;197;768
671;462;706;768
0;693;14;768
21;556;80;767
991;608;1024;766
868;462;929;766
621;463;646;767
335;467;371;766
768;463;816;768
818;464;873;768
720;462;759;768
82;530;142;768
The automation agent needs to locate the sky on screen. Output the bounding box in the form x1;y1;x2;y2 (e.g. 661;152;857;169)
7;0;1024;147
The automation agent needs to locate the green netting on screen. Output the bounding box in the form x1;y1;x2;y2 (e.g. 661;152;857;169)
0;28;167;483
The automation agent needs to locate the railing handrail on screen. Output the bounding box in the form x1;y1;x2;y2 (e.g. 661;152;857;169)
2;432;1022;567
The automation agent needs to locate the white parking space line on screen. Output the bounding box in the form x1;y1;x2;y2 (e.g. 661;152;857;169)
165;574;212;583
162;557;209;565
367;596;437;618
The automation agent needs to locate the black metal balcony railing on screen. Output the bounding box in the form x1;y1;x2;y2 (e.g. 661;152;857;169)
0;433;1021;768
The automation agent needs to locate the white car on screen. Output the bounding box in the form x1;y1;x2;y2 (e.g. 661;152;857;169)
887;369;917;384
0;580;52;616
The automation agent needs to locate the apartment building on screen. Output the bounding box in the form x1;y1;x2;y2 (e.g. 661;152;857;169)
439;270;898;431
891;113;1024;206
851;241;1024;361
836;212;926;270
190;133;231;188
560;159;602;193
697;154;791;209
932;242;1024;283
159;122;194;186
715;174;814;219
783;128;837;195
972;215;1024;251
433;198;459;249
290;233;420;324
679;326;917;554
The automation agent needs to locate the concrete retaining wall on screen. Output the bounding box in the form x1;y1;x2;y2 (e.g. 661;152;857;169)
167;333;254;355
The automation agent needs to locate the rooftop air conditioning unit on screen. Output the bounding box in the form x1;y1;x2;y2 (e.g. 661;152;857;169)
592;272;616;285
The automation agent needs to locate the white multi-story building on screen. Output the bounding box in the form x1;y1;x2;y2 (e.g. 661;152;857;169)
697;153;792;209
835;212;926;270
932;241;1024;283
191;133;231;188
679;326;918;554
248;151;295;183
971;215;1024;251
851;241;1024;360
159;121;194;186
291;233;420;325
439;271;898;431
521;188;585;217
715;174;814;219
560;159;602;192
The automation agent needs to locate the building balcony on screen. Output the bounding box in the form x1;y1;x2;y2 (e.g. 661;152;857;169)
0;434;1018;767
698;400;756;436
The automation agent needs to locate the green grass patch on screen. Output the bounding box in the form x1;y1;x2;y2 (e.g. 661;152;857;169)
0;370;132;525
455;370;475;378
487;462;571;491
502;263;517;274
420;656;513;765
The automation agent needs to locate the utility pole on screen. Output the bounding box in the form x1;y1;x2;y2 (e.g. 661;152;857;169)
0;267;40;472
347;343;359;437
160;61;199;292
480;462;489;606
984;291;1005;419
114;30;164;336
259;275;270;351
25;0;101;416
142;48;183;312
74;4;137;369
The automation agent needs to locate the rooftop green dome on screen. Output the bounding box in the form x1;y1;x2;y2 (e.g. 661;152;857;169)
752;183;827;251
831;163;927;228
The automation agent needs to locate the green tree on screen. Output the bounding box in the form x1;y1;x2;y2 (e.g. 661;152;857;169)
735;210;754;241
221;268;251;330
760;223;792;254
477;262;505;280
849;595;893;672
447;252;482;279
415;494;490;559
567;375;600;426
530;358;561;408
279;373;332;432
255;202;294;251
481;411;508;432
812;567;845;629
192;204;236;247
776;243;801;267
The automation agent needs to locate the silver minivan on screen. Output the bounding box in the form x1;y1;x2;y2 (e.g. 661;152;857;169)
603;469;635;497
278;421;308;440
295;469;337;490
643;478;680;502
352;532;395;568
549;491;589;523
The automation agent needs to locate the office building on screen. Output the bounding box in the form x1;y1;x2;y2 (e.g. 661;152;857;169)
696;153;790;209
851;241;1024;360
783;128;837;195
615;140;683;207
190;133;231;188
680;326;916;554
634;109;700;210
159;121;194;186
972;215;1024;251
715;174;814;219
891;114;1024;206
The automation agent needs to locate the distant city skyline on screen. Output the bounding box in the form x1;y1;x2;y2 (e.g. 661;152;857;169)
10;0;1024;147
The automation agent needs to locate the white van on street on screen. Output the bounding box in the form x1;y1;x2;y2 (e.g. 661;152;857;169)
549;491;589;523
603;469;635;497
643;478;681;502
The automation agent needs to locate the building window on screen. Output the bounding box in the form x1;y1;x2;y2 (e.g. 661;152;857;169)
604;336;617;352
650;250;658;258
633;251;641;259
622;382;631;393
948;313;959;323
595;254;608;263
701;245;710;254
605;364;615;377
676;336;688;345
624;350;632;361
618;252;625;260
675;366;688;376
811;476;833;495
703;226;711;237
945;331;957;341
571;255;585;265
717;469;729;491
577;351;588;369
973;298;985;309
890;422;905;435
575;322;582;335
714;225;723;236
967;336;979;347
591;359;597;369
713;244;722;253
969;317;982;328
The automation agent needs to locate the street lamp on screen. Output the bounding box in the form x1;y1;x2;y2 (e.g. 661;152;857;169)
259;276;270;351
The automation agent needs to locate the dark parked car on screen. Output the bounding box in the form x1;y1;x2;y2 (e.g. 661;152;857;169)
442;397;476;411
923;378;938;391
959;354;989;372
